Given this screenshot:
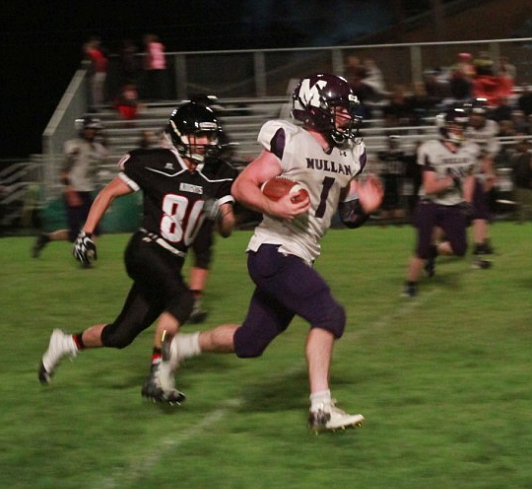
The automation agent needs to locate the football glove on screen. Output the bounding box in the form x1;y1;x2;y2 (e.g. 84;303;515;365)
203;198;220;221
73;231;97;264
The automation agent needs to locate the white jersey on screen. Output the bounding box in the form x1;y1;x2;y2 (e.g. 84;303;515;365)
63;138;108;192
465;119;500;157
248;120;367;263
417;139;480;206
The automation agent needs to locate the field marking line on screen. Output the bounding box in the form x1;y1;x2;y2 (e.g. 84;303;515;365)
97;398;242;489
96;249;517;488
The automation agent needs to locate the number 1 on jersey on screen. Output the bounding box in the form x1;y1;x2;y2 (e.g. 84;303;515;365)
315;176;335;218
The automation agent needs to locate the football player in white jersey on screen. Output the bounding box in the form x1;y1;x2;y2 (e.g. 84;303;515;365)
403;107;479;297
161;73;383;432
32;117;108;263
464;98;499;263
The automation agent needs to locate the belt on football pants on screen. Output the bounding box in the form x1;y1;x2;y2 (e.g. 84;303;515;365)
139;228;186;258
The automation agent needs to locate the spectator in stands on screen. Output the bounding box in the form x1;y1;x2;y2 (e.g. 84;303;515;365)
422;69;449;104
517;84;532;117
474;51;494;76
32;116;108;263
382;84;413;128
361;58;387;98
119;39;140;85
141;34;168;100
511;109;530;134
496;56;516;81
490;95;514;123
510;135;532;222
83;36;109;109
449;69;474;103
344;55;376;118
455;52;476;80
407;81;440;125
137;129;159;149
114;83;143;125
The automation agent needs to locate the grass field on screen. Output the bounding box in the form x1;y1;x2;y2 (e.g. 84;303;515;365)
1;222;531;489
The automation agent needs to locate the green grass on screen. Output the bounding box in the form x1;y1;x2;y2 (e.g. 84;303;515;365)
1;223;531;489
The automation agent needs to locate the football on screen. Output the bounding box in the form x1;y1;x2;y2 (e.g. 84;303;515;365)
261;176;309;203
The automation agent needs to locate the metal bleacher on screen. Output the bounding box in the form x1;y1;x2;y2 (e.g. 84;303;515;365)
93;97;291;168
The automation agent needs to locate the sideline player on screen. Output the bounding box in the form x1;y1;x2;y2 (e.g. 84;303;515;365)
159;73;383;432
32;117;108;263
38;102;236;403
402;107;478;297
464;97;499;266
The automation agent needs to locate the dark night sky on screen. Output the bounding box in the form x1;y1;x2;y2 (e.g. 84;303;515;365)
0;0;405;160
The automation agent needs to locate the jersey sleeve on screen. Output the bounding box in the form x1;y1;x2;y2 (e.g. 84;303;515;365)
116;151;144;191
217;161;238;205
257;120;300;164
417;142;434;171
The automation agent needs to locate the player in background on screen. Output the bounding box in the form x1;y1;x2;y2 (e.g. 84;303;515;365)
464;98;499;266
376;134;408;225
402;107;479;297
38;102;236;404
185;95;239;323
158;73;383;432
32;117;108;264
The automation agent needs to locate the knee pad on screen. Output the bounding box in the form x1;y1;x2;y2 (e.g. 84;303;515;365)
101;323;136;349
234;326;270;358
312;302;346;339
234;328;270;358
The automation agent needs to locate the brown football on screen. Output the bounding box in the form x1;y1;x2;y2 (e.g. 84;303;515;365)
261;176;309;203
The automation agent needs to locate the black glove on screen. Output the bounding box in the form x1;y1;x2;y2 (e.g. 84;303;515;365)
73;231;97;264
203;198;220;221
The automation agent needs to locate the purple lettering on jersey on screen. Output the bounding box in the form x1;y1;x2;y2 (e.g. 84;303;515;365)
270;128;286;160
306;158;353;176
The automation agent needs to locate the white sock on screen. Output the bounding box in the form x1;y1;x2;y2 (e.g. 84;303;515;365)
176;332;201;359
310;389;331;410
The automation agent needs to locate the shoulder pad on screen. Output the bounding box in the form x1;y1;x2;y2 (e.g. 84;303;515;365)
257;120;300;151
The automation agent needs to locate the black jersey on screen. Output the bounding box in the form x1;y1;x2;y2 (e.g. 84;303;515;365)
117;147;236;255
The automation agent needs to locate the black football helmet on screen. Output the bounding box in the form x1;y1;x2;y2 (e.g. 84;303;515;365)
465;97;489;129
436;107;469;145
167;102;222;162
468;97;489;115
292;73;361;145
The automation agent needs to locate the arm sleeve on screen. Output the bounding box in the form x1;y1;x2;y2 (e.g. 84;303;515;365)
338;194;370;229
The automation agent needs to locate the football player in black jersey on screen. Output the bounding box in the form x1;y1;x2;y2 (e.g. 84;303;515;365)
185;94;239;324
38;102;236;404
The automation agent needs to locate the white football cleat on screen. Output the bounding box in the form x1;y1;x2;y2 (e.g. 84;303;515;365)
141;361;185;405
308;400;364;433
38;329;78;384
